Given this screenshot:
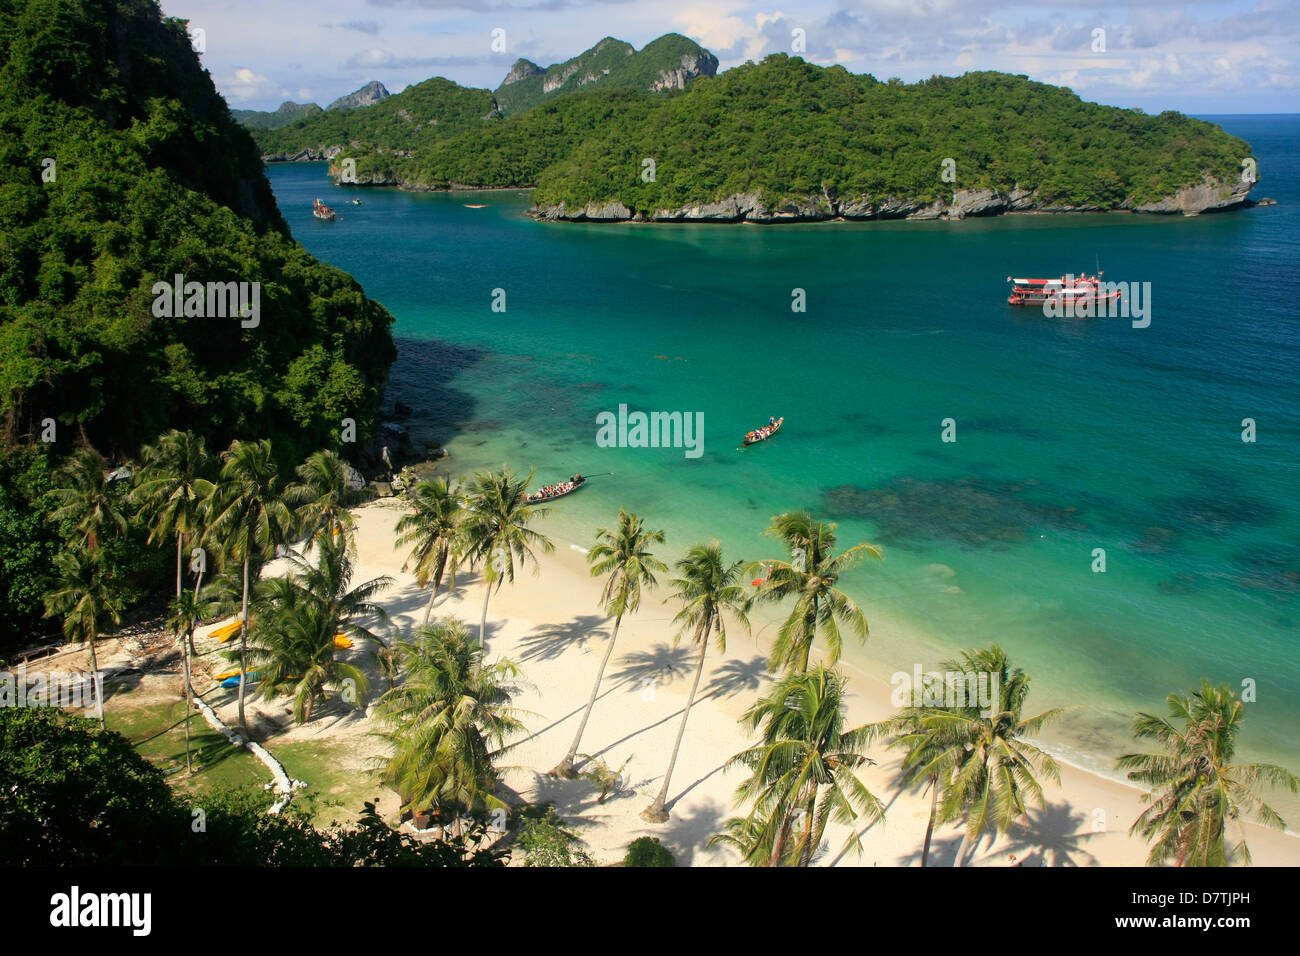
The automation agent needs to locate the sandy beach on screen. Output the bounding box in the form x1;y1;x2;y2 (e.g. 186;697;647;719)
175;498;1300;867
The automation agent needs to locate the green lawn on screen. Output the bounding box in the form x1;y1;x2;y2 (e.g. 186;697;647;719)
275;738;387;828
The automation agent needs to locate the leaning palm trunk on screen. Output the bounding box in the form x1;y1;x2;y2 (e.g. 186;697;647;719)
552;614;623;777
478;583;493;650
238;557;250;733
953;830;970;867
180;632;194;773
421;549;449;626
921;774;938;867
175;530;184;599
643;624;709;822
88;634;105;730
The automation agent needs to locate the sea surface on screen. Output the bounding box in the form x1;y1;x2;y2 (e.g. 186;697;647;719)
268;115;1300;809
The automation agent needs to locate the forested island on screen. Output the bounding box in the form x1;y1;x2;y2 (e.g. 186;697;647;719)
0;0;396;646
249;39;1257;222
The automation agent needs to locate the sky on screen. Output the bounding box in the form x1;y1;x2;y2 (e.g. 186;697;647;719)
160;0;1300;115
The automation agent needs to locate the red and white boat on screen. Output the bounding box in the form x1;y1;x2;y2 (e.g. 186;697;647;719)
1006;272;1121;309
312;198;336;221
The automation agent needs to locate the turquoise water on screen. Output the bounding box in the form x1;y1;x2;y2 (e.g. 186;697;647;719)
269;115;1300;798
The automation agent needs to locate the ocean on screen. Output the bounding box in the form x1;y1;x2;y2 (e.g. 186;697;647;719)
267;114;1299;807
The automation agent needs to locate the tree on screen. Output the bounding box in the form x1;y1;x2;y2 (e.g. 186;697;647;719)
202;439;294;733
862;705;964;867
927;645;1064;866
286;449;363;553
720;666;883;866
41;548;122;730
460;467;553;650
131;429;213;601
48;447;126;551
551;509;666;777
166;589;202;772
643;542;749;822
624;835;675;867
1118;681;1300;867
374;619;524;825
749;511;879;673
396;477;464;625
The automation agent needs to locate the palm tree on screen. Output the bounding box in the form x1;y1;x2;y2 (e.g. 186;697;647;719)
131;429;213;600
642;542;750;823
374;618;524;825
551;510;667;778
286;449;363;552
720;666;884;866
927;645;1065;866
42;548;122;729
49;447;126;550
1118;681;1300;866
283;532;393;644
749;511;880;673
202;439;294;733
167;589;202;772
460;467;553;650
396;477;465;625
863;706;963;867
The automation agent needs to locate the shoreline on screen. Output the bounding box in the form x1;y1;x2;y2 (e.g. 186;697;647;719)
295;499;1300;865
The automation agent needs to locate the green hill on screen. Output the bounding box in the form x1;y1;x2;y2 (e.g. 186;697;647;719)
231;100;324;130
0;0;396;458
492;33;717;116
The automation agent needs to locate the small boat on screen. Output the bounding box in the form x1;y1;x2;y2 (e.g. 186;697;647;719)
210;620;242;644
351;199;362;205
464;203;487;209
743;416;783;446
220;671;261;688
1006;272;1120;310
312;198;336;221
523;474;585;504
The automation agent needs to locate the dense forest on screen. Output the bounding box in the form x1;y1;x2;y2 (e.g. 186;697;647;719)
0;0;397;646
252;53;1250;215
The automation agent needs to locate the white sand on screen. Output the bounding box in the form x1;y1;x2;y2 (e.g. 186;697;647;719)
195;499;1300;866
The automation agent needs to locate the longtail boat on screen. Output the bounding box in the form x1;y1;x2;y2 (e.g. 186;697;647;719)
523;474;585;504
743;416;783;446
312;197;336;221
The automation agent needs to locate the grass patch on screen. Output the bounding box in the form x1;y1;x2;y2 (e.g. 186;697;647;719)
275;738;386;828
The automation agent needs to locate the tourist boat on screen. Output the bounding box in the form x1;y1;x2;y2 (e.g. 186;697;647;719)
312;198;336;221
350;199;362;205
523;474;585;503
464;204;487;209
1006;272;1121;308
743;416;783;446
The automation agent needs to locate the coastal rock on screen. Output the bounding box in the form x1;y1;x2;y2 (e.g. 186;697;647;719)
1129;174;1253;216
905;198;947;220
947;187;1007;219
327;80;391;111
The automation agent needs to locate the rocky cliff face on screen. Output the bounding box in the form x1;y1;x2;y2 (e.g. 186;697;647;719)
501;59;543;86
327;81;391;111
651;52;720;91
532;175;1256;223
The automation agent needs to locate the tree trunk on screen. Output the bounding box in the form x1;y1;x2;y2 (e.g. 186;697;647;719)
238;557;250;734
181;631;193;774
642;623;709;823
421;549;448;626
478;582;493;650
921;774;938;867
552;614;622;777
88;634;105;730
175;530;183;599
798;596;819;672
953;829;970;867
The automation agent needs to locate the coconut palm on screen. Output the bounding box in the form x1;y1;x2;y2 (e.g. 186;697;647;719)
750;511;880;673
396;477;465;625
926;645;1064;866
202;439;294;732
282;532;393;645
551;510;667;778
131;430;213;600
720;666;883;866
374;618;524;824
1118;681;1300;867
286;449;363;552
167;589;202;772
42;548;122;729
49;447;127;551
460;467;553;650
642;542;750;823
863;706;964;867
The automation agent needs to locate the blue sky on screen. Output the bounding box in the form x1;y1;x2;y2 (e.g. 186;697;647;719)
161;0;1300;114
